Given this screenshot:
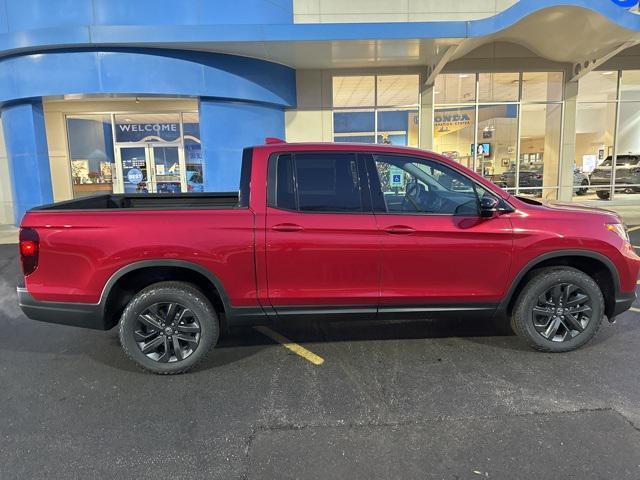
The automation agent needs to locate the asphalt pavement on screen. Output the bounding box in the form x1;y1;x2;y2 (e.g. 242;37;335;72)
1;232;640;479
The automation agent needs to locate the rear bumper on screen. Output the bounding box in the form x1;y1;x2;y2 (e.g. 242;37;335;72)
612;290;637;318
17;287;109;330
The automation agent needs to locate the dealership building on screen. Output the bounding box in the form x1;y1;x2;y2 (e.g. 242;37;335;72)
2;0;640;226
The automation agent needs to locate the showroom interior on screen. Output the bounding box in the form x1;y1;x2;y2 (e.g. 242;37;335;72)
2;0;640;227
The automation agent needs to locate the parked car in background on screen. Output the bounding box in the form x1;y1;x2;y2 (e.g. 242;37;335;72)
498;167;590;196
590;155;640;199
17;141;639;374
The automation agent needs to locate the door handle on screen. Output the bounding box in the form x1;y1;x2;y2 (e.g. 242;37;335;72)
272;223;304;232
384;225;415;235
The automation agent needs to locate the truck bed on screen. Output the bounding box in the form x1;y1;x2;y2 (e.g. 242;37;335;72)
31;192;241;211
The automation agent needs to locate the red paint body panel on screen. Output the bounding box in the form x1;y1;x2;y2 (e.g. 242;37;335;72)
22;210;257;306
20;142;640;317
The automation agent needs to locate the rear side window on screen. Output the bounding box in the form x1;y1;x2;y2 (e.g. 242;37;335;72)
269;152;365;213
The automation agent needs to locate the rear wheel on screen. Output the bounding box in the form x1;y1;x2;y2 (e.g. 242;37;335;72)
596;190;610;200
511;269;604;352
119;281;219;374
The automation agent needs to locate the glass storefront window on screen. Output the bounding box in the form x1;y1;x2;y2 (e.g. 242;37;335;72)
377;109;419;147
578;71;618;103
478;73;519;103
66;110;200;197
376;75;419;107
574;102;616;200
333;110;375;143
66;115;115;198
182;112;203;192
433;106;476;169
614;102;640;200
619;70;640;101
476;104;518;184
519;104;562;199
434;73;475;104
332;75;419;146
522;72;563;102
332;76;375;108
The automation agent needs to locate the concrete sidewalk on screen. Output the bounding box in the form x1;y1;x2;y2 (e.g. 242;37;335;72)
0;225;17;245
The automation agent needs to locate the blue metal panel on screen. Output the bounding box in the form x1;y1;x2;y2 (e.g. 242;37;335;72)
0;0;639;56
0;49;296;108
0;1;7;34
5;0;93;31
94;0;291;25
199;99;285;191
1;100;53;224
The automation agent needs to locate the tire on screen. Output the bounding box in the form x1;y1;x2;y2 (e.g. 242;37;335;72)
596;190;610;200
511;268;604;353
575;179;589;196
119;281;219;374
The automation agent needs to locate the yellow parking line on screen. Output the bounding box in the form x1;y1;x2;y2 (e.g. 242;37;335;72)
254;326;325;365
628;225;640;233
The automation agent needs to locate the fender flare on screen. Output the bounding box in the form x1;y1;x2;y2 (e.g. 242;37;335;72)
98;259;233;312
497;249;620;315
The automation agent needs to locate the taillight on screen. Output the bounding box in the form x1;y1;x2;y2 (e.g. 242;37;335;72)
19;228;39;276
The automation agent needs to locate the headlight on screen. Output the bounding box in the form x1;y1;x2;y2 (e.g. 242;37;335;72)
606;223;630;242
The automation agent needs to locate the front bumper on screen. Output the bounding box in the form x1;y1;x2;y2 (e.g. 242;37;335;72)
17;287;109;330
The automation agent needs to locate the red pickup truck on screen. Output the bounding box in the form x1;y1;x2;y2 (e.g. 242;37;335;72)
17;141;640;374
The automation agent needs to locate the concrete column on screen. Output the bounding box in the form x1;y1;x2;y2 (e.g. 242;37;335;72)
419;83;434;150
557;79;579;202
199;98;285;191
1;100;53;224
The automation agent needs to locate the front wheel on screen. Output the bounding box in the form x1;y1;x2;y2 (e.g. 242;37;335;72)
511;269;604;352
575;179;589;196
596;190;610;200
119;281;219;374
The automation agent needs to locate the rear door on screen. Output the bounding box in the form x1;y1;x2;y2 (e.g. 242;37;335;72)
365;153;514;316
264;151;380;316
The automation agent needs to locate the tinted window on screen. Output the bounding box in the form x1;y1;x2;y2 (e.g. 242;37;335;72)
372;154;480;215
269;152;364;213
296;153;362;212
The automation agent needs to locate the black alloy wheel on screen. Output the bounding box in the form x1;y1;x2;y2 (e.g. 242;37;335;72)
119;281;219;374
134;302;201;363
532;283;592;342
511;268;604;352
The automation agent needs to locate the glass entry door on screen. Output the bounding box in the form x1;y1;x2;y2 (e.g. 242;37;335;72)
120;146;151;193
116;144;186;193
150;145;183;193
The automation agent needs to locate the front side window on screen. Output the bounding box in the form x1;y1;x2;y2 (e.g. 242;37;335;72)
371;154;484;215
270;153;364;213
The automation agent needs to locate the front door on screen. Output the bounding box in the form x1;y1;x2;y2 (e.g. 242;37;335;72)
120;146;151;193
366;153;513;314
150;145;184;193
264;151;380;315
116;144;186;193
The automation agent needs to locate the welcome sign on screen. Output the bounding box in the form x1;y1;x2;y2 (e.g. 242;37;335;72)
116;122;181;143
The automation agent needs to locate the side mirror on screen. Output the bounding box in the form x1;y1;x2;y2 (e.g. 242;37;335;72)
479;196;499;218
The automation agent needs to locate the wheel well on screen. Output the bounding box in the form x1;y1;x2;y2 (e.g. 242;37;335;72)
102;266;226;329
506;256;616;318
